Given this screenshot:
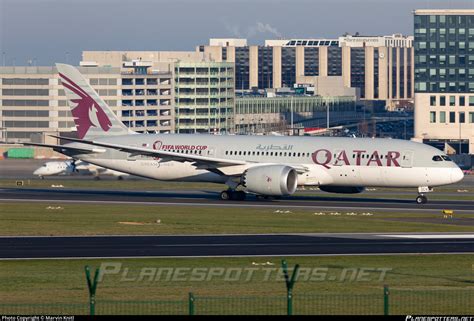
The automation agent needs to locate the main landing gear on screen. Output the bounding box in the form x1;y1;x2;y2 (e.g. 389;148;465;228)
416;186;433;204
220;190;246;201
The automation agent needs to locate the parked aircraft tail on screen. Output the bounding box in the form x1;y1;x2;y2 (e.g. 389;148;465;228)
55;63;132;139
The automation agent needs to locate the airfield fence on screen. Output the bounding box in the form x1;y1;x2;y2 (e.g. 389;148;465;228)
1;288;473;315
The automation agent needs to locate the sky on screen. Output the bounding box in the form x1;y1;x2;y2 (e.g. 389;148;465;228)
1;0;474;66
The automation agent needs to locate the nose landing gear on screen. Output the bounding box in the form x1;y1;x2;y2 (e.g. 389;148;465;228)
416;194;428;204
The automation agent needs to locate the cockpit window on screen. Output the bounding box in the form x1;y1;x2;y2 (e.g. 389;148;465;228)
441;155;452;161
432;155;443;161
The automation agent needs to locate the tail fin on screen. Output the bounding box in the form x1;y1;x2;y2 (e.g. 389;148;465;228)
56;63;132;139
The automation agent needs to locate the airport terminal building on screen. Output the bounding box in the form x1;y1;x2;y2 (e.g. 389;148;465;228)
413;9;474;154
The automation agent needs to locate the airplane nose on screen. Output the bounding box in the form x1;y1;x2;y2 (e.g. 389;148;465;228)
451;167;464;184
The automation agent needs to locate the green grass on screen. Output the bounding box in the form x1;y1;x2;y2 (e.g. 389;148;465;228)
0;202;473;236
0;178;224;191
0;255;472;309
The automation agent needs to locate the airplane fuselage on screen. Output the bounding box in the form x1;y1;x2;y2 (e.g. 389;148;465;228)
71;134;463;188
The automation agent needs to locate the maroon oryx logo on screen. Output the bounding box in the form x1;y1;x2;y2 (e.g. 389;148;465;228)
59;73;112;139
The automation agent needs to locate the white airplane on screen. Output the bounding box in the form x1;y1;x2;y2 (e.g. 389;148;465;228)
20;64;464;204
33;160;129;180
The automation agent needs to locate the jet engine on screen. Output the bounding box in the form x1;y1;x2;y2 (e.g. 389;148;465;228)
319;186;365;194
242;165;298;196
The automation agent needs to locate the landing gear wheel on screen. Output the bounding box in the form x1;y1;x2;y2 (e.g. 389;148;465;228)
416;195;428;204
220;190;231;200
234;191;246;201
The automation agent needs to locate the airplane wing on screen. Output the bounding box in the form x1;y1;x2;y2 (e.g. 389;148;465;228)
49;135;248;167
16;142;106;154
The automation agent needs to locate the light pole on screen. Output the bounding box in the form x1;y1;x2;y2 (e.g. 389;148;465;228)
0;127;6;143
459;116;462;154
290;96;294;136
326;102;330;130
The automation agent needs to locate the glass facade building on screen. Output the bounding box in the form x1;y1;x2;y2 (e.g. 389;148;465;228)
235;95;356;134
235;48;250;90
281;47;296;87
413;10;474;154
414;13;474;93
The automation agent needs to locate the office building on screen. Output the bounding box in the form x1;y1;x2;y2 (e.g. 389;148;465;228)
198;34;414;110
413;9;474;154
0;65;174;143
175;62;234;134
83;51;235;134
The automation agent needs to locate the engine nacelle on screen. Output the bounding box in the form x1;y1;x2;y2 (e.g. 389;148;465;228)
242;165;298;196
319;186;365;194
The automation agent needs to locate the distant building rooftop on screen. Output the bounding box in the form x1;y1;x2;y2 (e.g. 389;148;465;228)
209;38;247;47
414;9;474;15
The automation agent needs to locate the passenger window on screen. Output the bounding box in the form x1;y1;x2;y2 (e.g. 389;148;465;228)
432;155;443;161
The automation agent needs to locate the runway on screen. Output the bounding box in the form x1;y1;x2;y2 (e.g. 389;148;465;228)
1;233;473;259
0;187;473;212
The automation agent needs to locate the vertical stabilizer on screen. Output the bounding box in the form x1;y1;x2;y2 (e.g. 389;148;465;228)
56;63;132;139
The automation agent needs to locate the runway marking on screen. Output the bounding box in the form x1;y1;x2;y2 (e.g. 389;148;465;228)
0;232;472;238
0;198;473;213
381;234;474;239
1;252;473;261
146;241;474;247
